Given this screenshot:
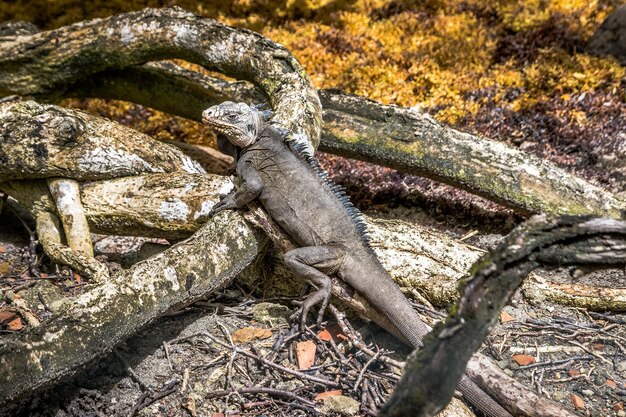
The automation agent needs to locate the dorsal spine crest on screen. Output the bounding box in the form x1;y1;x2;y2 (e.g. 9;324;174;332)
283;132;371;246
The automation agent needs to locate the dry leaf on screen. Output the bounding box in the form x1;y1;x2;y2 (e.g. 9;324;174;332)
315;390;342;401
606;379;617;389
317;323;347;342
499;311;515;323
0;310;17;324
511;354;535;366
568;369;581;377
317;329;332;342
614;402;624;412
570;393;585;409
7;317;23;331
0;246;5;253
231;327;272;344
0;262;10;274
296;340;316;370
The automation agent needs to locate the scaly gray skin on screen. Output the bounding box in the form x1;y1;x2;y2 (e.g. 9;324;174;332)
202;101;513;417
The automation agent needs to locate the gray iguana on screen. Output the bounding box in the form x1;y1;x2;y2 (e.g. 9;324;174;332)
202;101;513;417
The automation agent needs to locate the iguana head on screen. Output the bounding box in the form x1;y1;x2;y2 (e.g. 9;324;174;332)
202;101;265;148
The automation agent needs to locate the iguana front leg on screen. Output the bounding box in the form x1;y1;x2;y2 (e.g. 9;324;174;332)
210;162;262;216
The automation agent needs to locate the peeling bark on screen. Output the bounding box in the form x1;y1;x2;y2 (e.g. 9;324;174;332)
67;62;625;218
381;215;626;417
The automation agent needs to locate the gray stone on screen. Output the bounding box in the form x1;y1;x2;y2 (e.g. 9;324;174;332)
587;5;626;65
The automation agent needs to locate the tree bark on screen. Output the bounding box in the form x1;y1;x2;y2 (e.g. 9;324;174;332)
381;215;626;417
0;99;205;182
68;62;625;219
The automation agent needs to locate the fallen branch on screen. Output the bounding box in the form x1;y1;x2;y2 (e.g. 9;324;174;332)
524;274;626;311
381;215;626;417
0;7;321;149
67;62;625;218
0;210;264;407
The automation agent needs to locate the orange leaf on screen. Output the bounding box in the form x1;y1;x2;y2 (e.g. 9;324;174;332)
317;329;332;342
0;311;17;324
568;369;581;377
7;317;23;331
296;340;316;370
499;311;515;323
570;393;585;409
511;354;535;366
231;327;272;344
614;402;624;412
327;323;348;341
606;379;617;389
314;390;342;402
0;246;5;253
592;343;604;350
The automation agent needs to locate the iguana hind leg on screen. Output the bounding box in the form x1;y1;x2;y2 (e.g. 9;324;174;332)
283;245;346;329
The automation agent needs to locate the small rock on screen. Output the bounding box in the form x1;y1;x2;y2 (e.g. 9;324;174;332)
618;411;626;417
231;327;272;344
320;395;360;416
252;302;291;325
581;389;594;397
551;391;568;402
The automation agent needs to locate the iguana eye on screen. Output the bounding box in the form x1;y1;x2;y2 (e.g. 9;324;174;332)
227;114;238;121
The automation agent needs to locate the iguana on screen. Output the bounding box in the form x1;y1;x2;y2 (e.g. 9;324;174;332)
202;101;513;417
